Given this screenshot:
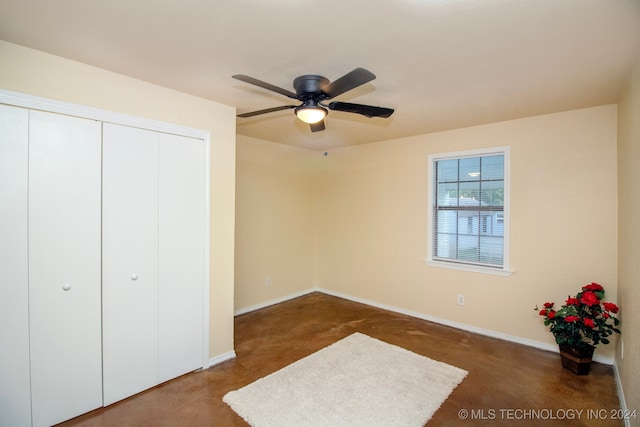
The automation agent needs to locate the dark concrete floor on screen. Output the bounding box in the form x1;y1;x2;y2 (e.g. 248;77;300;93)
60;292;623;426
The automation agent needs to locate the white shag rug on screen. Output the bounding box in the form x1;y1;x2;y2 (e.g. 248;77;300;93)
223;332;468;427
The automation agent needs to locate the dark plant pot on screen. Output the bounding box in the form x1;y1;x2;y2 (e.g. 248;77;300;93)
559;344;595;375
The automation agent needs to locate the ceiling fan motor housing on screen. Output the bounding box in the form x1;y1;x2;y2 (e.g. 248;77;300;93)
293;75;330;100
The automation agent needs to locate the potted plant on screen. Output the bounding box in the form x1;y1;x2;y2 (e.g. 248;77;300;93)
536;282;621;375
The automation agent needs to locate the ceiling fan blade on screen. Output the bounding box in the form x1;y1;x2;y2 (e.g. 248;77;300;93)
310;120;325;132
237;105;297;118
322;68;376;99
328;101;394;118
232;74;298;99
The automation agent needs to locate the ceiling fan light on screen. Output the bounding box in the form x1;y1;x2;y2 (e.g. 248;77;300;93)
295;106;327;124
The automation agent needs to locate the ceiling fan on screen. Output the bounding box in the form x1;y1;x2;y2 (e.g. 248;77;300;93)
232;67;394;132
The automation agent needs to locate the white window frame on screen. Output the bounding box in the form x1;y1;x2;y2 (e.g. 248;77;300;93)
425;146;513;276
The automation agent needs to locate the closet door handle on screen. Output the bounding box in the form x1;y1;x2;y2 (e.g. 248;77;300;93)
131;274;139;281
62;283;71;291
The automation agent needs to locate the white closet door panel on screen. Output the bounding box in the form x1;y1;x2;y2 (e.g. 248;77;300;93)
0;105;31;427
28;110;103;427
158;133;205;382
102;123;159;405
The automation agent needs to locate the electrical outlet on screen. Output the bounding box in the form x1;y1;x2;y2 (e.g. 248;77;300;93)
457;294;465;306
265;276;272;287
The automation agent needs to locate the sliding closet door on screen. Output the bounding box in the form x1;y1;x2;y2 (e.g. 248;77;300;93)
102;123;159;405
158;133;205;382
28;111;103;427
0;105;30;427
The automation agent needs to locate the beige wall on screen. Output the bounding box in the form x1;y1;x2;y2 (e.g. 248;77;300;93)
617;58;640;422
0;41;237;359
234;135;318;310
315;105;619;359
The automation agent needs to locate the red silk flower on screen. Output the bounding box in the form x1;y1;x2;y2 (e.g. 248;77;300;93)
582;282;604;291
580;291;599;306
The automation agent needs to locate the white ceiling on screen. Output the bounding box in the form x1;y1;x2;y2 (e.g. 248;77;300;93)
1;0;639;150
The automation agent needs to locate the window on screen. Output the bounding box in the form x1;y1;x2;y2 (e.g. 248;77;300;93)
426;147;511;275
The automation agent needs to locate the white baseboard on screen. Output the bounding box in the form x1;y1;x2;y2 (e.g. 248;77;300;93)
232;286;615;365
209;350;236;367
234;288;317;316
613;360;631;427
315;287;615;365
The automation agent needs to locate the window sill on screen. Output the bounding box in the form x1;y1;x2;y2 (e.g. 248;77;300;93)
423;259;514;276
